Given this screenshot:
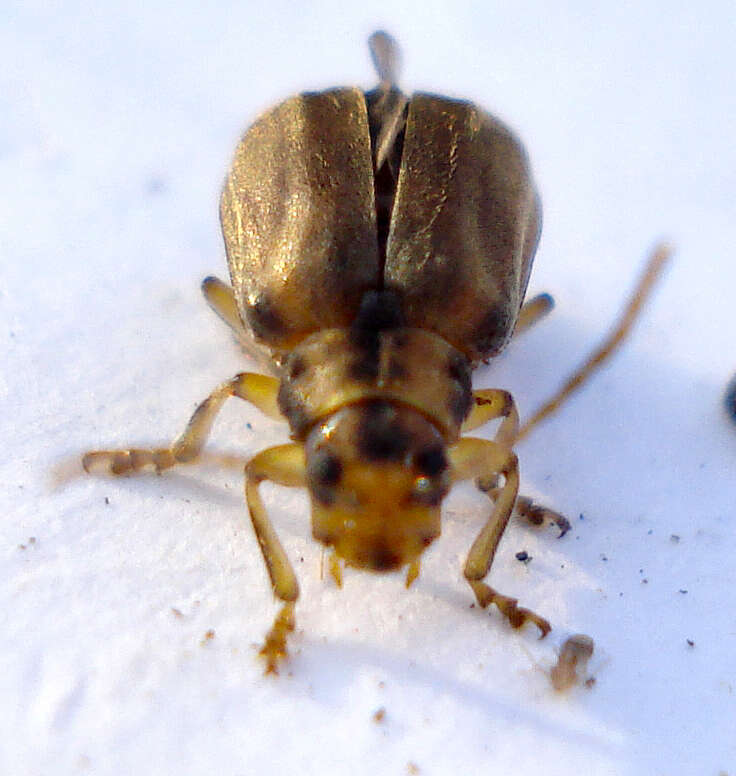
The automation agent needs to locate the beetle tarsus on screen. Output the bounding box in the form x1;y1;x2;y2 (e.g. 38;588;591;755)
515;496;572;537
259;602;295;675
468;580;550;638
479;488;573;538
82;448;176;475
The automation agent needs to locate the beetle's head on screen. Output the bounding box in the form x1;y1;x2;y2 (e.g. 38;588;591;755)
305;400;449;573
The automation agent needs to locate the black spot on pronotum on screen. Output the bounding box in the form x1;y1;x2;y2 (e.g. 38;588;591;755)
447;350;472;423
245;292;286;342
351;290;405;341
357;401;410;462
448;351;471;393
348;355;380;383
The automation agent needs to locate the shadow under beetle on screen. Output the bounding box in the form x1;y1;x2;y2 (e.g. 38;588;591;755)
84;32;670;672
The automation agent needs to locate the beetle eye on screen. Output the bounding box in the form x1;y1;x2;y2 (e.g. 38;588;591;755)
309;450;343;486
414;445;447;476
411;476;444;507
307;450;343;506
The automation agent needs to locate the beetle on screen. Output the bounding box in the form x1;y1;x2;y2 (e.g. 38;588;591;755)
83;31;670;672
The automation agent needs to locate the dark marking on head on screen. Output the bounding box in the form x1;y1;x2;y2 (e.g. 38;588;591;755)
357;401;411;462
414;445;447;477
474;305;514;358
245;292;287;342
366;539;402;571
307;450;343;506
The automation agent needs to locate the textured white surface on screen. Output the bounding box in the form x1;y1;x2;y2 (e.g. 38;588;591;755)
2;2;735;774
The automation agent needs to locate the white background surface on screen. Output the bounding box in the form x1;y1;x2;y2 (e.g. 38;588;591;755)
2;2;735;774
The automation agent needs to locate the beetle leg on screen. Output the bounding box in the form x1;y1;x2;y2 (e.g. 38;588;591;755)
461;388;518;441
201;276;277;373
461;389;519;493
514;293;554;338
201;276;244;337
450;437;550;637
476;484;572;538
83;372;282;475
245;443;306;673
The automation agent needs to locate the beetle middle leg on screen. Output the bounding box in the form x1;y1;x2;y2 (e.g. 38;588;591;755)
245;443;306;673
82;372;281;475
514;293;555;338
450;436;550;637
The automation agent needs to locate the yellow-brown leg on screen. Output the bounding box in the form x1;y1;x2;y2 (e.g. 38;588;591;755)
477;485;571;538
82;372;281;475
514;293;555;338
461;388;519;443
201;276;245;338
463;390;572;535
450;437;550;637
245;444;306;673
201;276;276;373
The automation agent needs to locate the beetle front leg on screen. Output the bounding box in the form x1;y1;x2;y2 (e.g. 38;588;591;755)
83;372;282;475
464;390;571;536
245;443;306;673
450;437;550;637
461;388;519;442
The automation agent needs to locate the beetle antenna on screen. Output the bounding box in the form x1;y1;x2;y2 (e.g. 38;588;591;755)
515;242;673;442
369;30;401;89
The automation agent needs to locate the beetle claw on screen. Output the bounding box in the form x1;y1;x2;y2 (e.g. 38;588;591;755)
259;602;295;675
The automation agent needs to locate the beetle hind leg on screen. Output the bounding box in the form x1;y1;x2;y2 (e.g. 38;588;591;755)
450;436;551;637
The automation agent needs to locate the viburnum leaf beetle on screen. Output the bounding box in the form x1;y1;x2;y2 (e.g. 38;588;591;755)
83;31;670;672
